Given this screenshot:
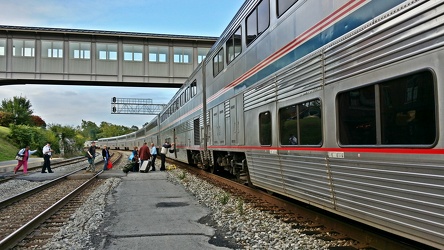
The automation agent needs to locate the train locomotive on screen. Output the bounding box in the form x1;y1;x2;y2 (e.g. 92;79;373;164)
98;0;444;248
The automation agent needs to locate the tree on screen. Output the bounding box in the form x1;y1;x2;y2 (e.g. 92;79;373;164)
0;111;14;126
0;96;33;125
8;125;55;156
97;121;136;138
80;120;100;140
48;124;80;155
30;115;46;127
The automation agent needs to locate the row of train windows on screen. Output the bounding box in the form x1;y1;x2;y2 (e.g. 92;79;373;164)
213;0;298;77
259;71;436;146
161;81;198;122
0;40;208;64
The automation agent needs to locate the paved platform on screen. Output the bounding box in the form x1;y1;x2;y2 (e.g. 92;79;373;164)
96;171;231;250
98;171;229;250
0;158;233;249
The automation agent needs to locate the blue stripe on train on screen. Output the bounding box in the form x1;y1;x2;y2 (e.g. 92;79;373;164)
231;0;406;94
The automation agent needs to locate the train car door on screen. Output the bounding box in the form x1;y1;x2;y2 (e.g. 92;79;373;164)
230;97;237;145
211;108;218;145
236;95;245;145
218;103;226;145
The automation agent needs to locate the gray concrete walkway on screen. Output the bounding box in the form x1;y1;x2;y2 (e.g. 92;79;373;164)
96;171;232;250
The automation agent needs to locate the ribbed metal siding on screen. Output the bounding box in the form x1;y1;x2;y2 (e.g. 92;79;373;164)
246;151;285;193
321;1;444;245
276;52;324;101
323;0;444;85
280;154;333;208
244;78;276;111
329;157;444;244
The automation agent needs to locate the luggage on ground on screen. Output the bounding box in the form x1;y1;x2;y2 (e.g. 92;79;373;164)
140;160;151;173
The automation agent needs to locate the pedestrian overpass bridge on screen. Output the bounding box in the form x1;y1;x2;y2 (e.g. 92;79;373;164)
0;25;216;88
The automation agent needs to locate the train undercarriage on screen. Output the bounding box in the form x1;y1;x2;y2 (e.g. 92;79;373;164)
187;149;251;185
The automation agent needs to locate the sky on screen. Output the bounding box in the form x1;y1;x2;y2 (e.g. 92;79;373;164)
0;0;244;128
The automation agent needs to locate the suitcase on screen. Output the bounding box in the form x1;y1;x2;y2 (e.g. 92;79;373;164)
140;160;151;173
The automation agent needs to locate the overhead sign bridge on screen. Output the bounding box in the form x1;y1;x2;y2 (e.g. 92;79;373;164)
111;97;166;115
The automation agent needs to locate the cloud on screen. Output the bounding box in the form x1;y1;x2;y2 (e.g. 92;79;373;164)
0;84;176;128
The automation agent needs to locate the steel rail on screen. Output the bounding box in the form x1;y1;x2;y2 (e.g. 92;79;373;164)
0;168;86;209
0;171;102;249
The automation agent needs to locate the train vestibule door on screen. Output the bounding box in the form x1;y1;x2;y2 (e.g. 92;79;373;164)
230;97;237;145
218;103;226;145
211;108;218;145
234;95;244;145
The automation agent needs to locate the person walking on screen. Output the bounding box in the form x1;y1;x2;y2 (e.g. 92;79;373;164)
150;143;157;171
86;141;96;172
160;140;173;171
138;142;151;171
102;145;110;171
41;142;54;173
14;146;38;175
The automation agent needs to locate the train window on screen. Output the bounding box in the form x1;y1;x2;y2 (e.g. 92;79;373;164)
191;80;197;97
338;85;376;145
338;71;436;146
179;93;184;106
246;0;270;46
0;39;5;56
259;111;272;145
194;118;200;145
213;48;224;77
279;99;322;146
277;0;297;17
185;87;190;102
226;27;242;64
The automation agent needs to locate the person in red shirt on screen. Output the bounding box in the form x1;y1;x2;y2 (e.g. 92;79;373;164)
138;142;151;170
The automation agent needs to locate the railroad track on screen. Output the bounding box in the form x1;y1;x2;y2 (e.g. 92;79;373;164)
0;152;122;249
168;159;427;250
0;152;119;184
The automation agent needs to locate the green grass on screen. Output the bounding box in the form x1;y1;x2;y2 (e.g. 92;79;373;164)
0;126;19;161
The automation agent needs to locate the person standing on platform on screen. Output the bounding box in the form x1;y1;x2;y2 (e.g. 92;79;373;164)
150;143;157;171
102;145;110;171
138;142;151;171
129;146;138;161
41;142;54;173
160;140;173;171
14;146;38;175
86;141;96;172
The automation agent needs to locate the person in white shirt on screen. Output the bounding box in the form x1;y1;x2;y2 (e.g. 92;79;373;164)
41;142;54;173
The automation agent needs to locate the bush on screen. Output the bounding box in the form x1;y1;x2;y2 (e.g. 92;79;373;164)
8;125;58;156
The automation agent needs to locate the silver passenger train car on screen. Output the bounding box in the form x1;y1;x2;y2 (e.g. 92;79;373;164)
98;0;444;248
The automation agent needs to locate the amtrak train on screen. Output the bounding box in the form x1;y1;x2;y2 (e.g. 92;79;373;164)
98;0;444;248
